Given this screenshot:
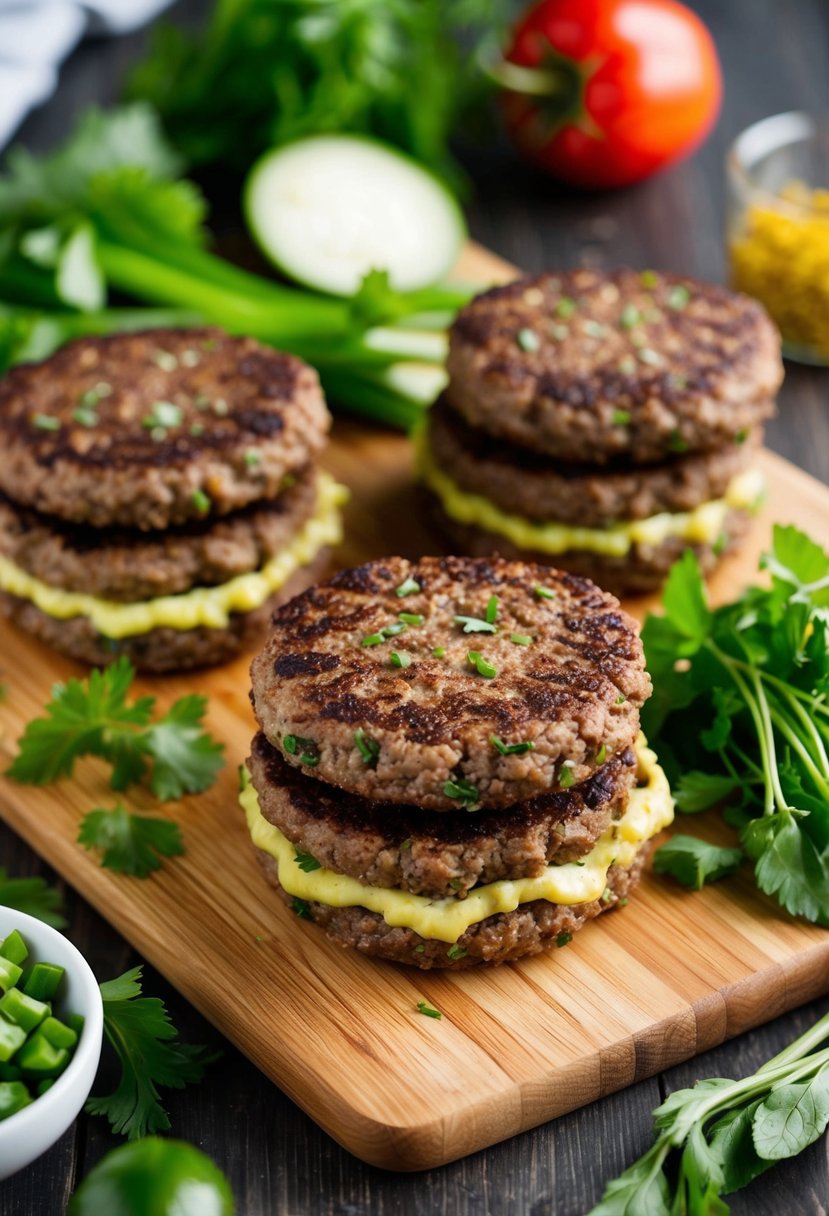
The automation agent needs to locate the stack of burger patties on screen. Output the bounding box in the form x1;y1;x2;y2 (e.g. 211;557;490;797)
417;269;784;594
0;328;345;671
243;555;674;970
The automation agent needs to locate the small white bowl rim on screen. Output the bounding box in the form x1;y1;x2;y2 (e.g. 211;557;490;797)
0;906;103;1140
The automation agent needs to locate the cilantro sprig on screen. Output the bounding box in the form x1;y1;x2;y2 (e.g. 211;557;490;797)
7;657;224;800
86;966;217;1140
588;1011;829;1214
78;806;184;878
642;527;829;926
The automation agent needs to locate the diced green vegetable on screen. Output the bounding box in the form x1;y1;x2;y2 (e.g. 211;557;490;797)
40;1016;78;1051
23;962;64;1002
0;1018;27;1062
15;1030;69;1077
0;988;48;1034
0;930;28;966
0;958;23;992
0;1080;33;1120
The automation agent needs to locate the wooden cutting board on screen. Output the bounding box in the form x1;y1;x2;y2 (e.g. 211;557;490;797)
1;244;828;1172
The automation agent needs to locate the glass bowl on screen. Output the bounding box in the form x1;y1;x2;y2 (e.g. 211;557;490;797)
727;111;829;365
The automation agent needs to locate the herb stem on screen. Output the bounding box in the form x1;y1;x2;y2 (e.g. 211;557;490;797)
758;1011;829;1073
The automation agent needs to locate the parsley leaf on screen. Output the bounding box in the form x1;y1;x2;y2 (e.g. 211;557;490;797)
0;866;66;928
86;966;217;1140
653;835;744;891
8;657;224;799
78;806;184;878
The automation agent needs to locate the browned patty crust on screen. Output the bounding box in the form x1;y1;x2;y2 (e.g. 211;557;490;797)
0;468;318;603
446;269;781;464
250;556;650;810
0;328;330;529
0;550;332;672
426;492;754;597
248;730;637;900
254;844;650;969
426;394;763;528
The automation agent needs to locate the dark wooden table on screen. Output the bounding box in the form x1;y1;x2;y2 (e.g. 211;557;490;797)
2;1;828;1212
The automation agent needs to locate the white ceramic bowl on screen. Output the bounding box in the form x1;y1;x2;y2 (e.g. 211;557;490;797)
0;906;103;1180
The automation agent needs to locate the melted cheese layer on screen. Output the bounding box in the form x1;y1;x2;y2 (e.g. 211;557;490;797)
241;738;674;943
0;472;347;639
416;433;766;558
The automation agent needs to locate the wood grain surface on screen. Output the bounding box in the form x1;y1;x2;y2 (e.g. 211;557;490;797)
0;238;827;1171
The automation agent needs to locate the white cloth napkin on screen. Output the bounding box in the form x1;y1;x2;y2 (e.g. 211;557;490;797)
0;0;175;150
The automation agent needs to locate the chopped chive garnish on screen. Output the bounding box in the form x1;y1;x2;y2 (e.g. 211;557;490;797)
485;595;498;625
361;632;385;647
734;429;748;444
600;887;613;904
143;401;182;429
432;646;446;658
283;735;319;766
596;744;607;764
453;615;497;634
617;355;637;375
281;474;296;490
640;269;658;288
447;945;467;961
467;650;497;678
294;849;321;873
194;394;210;410
395;577;421;598
354;728;380;767
151;349;178;371
213;398;229;416
667;429;688;453
556;932;573;948
620;304;640;329
416;1001;441;1019
556;297;576;318
559;764;576;789
443;778;479;804
390;650;411;669
533;586;556;600
612;409;631;426
150;426;167;442
712;530;728;557
551;323;569;340
449;877;462;891
72;406;98;427
32;414;59;431
400;838;413;851
583;320;605;339
78;382;111;408
181;348;201;367
413;944;426;954
245;449;261;466
398;612;423;626
291;898;311;919
637;347;661;366
516;327;540;352
190;423;205;436
510;633;533;646
491;735;535;756
191;489;210;514
668;284;690;310
618;897;629;908
362;622;407;646
615;693;626;704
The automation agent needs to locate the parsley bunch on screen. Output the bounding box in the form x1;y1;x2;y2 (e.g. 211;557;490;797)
589;1010;829;1214
0;867;65;928
642;526;829;925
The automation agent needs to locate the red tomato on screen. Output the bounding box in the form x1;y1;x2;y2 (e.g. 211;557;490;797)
500;0;722;189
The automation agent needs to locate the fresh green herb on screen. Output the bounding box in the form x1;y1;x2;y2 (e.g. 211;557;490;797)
612;409;631;426
86;966;216;1139
447;945;467;960
587;1011;829;1215
551;323;569;341
556;297;576;318
398;612;423;626
79;381;111;407
516;327;540;352
362;622;407;646
668;284;690;310
534;586;556;600
78;806;184;878
637;347;661;366
595;744;607;765
653;835;744;891
395;577;421;598
640;269;659;288
0;868;65;929
142;400;182;429
354;728;380;768
443;778;479;805
467;650;497;679
432;646;446;658
291;898;312;919
390;650;412;669
583;320;606;339
510;633;533;646
453;614;497;634
615;693;627;705
556;932;572;948
620;304;640;329
72;406;98;427
282;735;319;766
361;632;386;647
244;449;261;466
641;529;829;925
485;595;498;625
734;429;748;444
559;764;575;789
294;849;321;873
600;886;613;903
191;488;210;514
618;354;637;375
32;413;59;431
151;349;178;371
7;656;224;800
491;735;535;756
415;1001;441;1019
667;429;688;453
400;838;413;851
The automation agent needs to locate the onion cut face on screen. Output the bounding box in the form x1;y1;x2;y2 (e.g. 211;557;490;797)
243;135;466;296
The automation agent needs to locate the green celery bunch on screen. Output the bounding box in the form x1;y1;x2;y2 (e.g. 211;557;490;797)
642;525;829;925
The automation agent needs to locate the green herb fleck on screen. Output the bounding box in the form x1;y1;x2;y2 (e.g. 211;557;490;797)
151;349;178;371
32;414;59;431
453;615;497;634
556;297;577;318
640;269;659;288
362;622;407;646
283;735;319;766
467;650;497;678
559;764;576;789
72;406;99;427
244;449;261;466
191;489;210;515
449;878;462;890
596;744;607;765
413;944;425;954
400;838;413;851
612;409;632;426
485;595;498;625
416;1001;441;1019
395;577;421;598
510;633;533;646
667;429;688;453
556;932;573;948
443;778;479;804
583;320;606;339
534;586;556;600
398;612;423;626
668;284;690;310
354;728;380;768
432;646;446;658
615;693;626;704
194;394;210;410
79;382;111;408
291;898;312;919
516;327;540;352
734;429;748;444
447;945;467;960
620;304;640;330
491;735;535;756
637;347;662;366
143;400;182;429
294;849;321;873
390;650;411;669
